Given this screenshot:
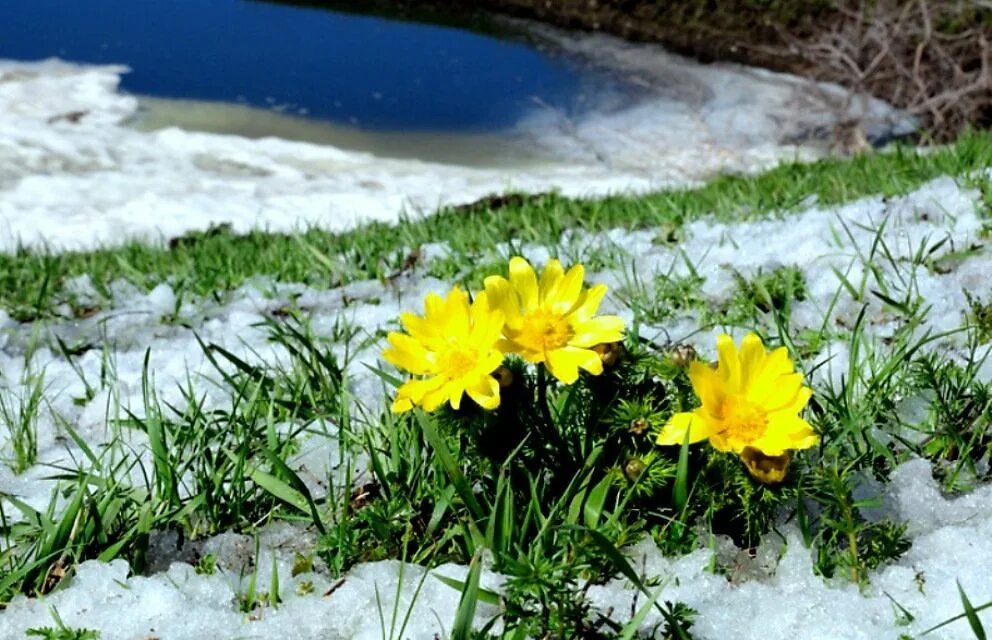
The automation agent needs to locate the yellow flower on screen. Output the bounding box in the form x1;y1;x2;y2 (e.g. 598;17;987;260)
656;333;817;460
483;257;625;384
383;287;505;413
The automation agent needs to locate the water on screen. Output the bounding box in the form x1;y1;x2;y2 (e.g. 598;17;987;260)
0;0;614;140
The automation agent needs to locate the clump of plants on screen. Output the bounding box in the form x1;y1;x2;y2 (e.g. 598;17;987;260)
374;256;826;636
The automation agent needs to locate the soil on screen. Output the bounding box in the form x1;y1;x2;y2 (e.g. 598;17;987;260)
284;0;833;76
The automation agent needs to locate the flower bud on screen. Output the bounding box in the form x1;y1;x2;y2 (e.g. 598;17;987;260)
740;447;793;484
628;417;649;436
669;343;697;368
493;366;514;388
624;458;647;481
592;342;625;368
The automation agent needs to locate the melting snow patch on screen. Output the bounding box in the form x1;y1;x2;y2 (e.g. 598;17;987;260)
0;46;909;252
1;155;991;636
1;460;990;639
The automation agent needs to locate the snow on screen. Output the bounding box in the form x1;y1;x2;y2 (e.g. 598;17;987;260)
1;41;990;640
0;535;504;640
584;175;991;376
1;171;990;638
2;461;991;639
587;459;992;640
0;39;910;252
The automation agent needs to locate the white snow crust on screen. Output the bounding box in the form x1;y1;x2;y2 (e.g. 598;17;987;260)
588;459;992;640
1;172;990;638
0;42;989;640
0;34;908;252
1;460;991;640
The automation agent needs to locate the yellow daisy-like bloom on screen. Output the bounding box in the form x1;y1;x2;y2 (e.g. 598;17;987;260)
483;256;625;384
382;286;505;413
656;333;817;461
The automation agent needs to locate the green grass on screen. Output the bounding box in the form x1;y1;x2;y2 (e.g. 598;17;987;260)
2;133;992;637
2;133;991;322
26;608;100;640
966;291;992;344
615;259;706;326
0;366;46;474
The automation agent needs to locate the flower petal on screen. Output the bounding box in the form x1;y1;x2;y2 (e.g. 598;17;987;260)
538;259;566;305
406;376;445;401
423;291;446;323
739;333;767;390
750;372;805;410
391;389;414;413
465;374;501;410
476;348;505;376
391;376;443;412
656;411;713;446
382;332;435;375
687;361;725;412
469;294;505;347
400;312;438;345
549;263;584;314
572;283;608;322
706;431;740;453
569;315;625;348
749;346;794;391
421;381;453;413
545;346;602;384
483;275;518;323
442;286;471;338
496;337;531;359
762;382;812;415
782;385;813;415
751;413;818;455
447;379;466;411
716;333;742;391
509;256;539;313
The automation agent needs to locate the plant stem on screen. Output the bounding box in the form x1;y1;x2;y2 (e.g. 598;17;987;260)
536;367;573;469
847;529;861;585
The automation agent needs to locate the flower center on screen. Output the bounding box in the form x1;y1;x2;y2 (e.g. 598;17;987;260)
439;344;481;378
716;395;768;443
519;309;574;352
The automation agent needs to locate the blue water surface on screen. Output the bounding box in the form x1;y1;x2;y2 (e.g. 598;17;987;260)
0;0;592;131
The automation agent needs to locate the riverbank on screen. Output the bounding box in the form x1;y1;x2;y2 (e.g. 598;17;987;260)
270;0;828;71
300;0;992;142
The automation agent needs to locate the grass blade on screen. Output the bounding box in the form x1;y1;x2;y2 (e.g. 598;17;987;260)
433;573;501;607
959;581;988;640
674;428;691;512
620;585;665;640
449;551;483;640
416;411;485;521
563;524;691;640
246;448;326;535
